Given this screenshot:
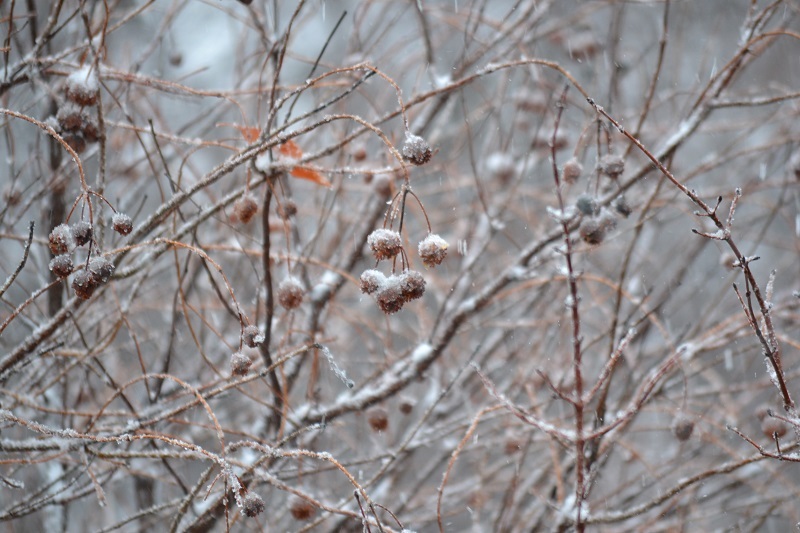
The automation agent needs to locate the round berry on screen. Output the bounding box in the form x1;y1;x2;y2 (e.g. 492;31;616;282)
234;194;259;224
112;212;133;236
575;194;599;216
562;157;583;184
230;352;253;376
375;281;405;314
279;199;297;219
401;133;432;165
399;270;425;301
579;218;605;245
71;220;93;246
82;115;100;143
614;195;632;217
72;270;98;300
88;257;115;285
761;416;789;439
599;153;625;178
65;66;99;107
368;228;403;261
486;152;516;184
241;492;265;517
56;105;83;131
671;414;694;441
63;133;87;154
418;233;448;267
289;496;316;521
277;277;304;310
359;269;386;295
49;254;74;278
49;224;75;255
242;325;264;348
367;407;389;432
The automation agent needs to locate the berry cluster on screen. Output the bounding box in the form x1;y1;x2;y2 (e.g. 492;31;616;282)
47;212;132;300
52;66;101;154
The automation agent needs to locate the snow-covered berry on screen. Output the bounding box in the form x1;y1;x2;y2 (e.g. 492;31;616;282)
368;228;403;260
112;212;133;236
49;254;74;278
399;270;425;301
230;352;253;376
579;218;605;245
233;194;259;224
375;280;405;314
241;492;265;517
614;195;632;217
72;270;97;300
599;153;625;178
88;256;115;285
671;414;694;441
56;105;83;131
486;152;516;184
277;276;304;310
49;224;75;255
562;157;583;184
72;220;93;246
418;233;448;267
575;194;599;216
65;66;99;107
401;133;432;165
367;407;389;432
63;133;87;154
242;325;264;348
360;269;386;295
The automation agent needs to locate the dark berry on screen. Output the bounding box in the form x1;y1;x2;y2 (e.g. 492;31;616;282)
368;229;402;261
418;234;448;267
72;220;93;246
401;133;432;165
234;194;259;224
49;224;75;255
49;254;74;278
241;492;265;517
230;352;252;376
277;277;304;310
112;213;133;236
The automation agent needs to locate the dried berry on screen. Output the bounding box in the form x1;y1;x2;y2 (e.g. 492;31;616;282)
371;174;393;198
72;270;98;300
82;115;100;143
289;496;316;521
88;256;115;285
575;194;599;216
599;153;625;178
230;352;252;376
761;416;789;439
49;224;75;255
241;492;265;517
598;209;617;232
418;233;448;267
399;270;425;301
351;143;367;162
614;195;632;217
3;187;21;206
360;269;386;295
112;212;133;236
375;281;405;314
56;105;83;131
233;194;259;224
367;407;389;432
671;414;694;441
579;218;605;245
63;133;87;154
277;277;304;310
280;199;297;219
65;66;99;107
401;133;432;165
368;228;403;261
398;398;415;415
72;220;93;246
49;254;74;278
562;157;583;184
242;325;264;348
486;153;516;184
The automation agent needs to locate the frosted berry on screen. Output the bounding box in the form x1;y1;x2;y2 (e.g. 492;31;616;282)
375;281;405;314
761;416;788;439
112;213;133;236
671;414;694;441
63;133;87;154
562;157;583;184
360;269;386;295
280;199;297;219
579;218;605;245
371;174;393;198
56;105;83;131
242;325;264;348
233;194;259;224
418;233;448;267
614;195;632;217
368;228;403;260
65;66;99;107
575;194;598;216
277;277;304;310
401;133;432;165
241;492;265;517
289;496;316;520
49;224;75;255
399;270;425;301
230;352;252;376
367;407;389;432
599;153;625;178
72;270;98;299
88;256;115;284
486;153;516;184
82;116;100;143
598;209;617;232
72;220;93;246
49;254;74;278
351;143;367;162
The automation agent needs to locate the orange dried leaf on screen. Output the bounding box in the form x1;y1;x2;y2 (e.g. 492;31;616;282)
279;139;304;159
291;166;331;187
240;126;260;143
